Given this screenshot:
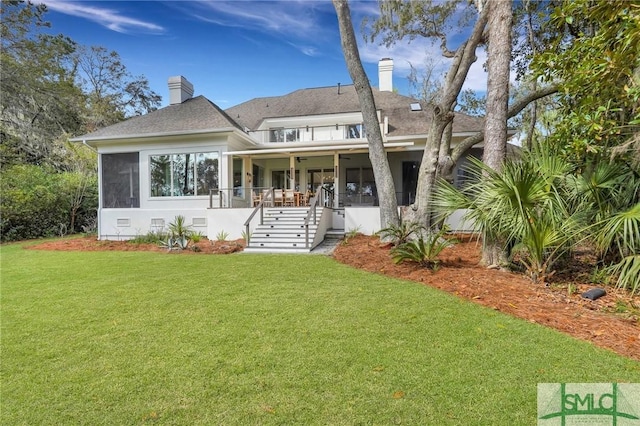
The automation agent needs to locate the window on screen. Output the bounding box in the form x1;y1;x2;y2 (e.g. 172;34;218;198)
101;152;140;208
233;158;243;196
272;169;300;190
269;127;300;143
346;124;365;139
150;152;218;197
272;170;286;189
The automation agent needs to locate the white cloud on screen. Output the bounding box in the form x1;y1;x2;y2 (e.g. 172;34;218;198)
44;0;165;34
188;0;333;41
358;36;488;93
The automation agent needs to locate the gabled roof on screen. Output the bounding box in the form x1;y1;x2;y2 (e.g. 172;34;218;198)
71;95;244;141
226;84;484;137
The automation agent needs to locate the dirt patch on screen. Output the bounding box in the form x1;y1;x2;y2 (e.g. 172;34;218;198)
26;234;639;362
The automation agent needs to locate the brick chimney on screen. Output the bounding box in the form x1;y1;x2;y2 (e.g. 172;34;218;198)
168;76;194;105
378;58;393;92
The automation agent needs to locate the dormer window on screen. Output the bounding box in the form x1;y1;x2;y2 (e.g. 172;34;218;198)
269;128;300;143
346;124;365;139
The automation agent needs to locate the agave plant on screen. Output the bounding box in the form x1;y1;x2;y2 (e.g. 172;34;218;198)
161;215;193;250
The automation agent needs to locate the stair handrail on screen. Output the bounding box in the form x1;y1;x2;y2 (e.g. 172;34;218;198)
322;186;335;208
303;185;325;249
243;187;274;246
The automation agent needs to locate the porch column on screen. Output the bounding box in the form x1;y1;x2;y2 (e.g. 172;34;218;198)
245;156;253;191
289;155;296;190
333;152;340;208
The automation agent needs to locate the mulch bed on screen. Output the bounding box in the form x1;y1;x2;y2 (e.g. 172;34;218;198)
332;234;640;362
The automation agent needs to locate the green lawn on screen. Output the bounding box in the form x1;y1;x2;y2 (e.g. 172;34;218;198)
2;241;639;425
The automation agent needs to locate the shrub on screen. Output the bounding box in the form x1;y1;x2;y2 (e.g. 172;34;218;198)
191;232;204;243
0;165;97;242
391;227;454;270
129;230;168;245
379;221;424;246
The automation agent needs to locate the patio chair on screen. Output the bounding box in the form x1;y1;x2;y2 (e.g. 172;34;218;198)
284;189;296;207
252;190;262;207
261;189;273;207
299;190;311;207
273;189;284;206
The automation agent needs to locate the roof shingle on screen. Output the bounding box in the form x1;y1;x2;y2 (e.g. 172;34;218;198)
73;95;242;140
225;84;483;136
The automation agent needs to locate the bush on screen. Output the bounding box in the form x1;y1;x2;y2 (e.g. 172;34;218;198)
0;165;97;242
378;221;424;245
390;227;454;270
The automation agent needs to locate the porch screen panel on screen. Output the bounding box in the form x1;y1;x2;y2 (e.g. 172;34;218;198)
361;168;375;197
346;168;359;197
345;167;375;205
101;152;140;208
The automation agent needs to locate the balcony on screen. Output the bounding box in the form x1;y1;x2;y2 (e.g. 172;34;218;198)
252;123;366;144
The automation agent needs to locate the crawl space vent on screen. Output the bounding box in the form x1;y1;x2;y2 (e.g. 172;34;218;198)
116;218;131;227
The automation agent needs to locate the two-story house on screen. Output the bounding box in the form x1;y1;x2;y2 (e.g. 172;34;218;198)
73;59;484;251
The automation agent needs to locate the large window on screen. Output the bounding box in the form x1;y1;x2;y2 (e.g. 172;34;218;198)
150;152;218;197
269;128;300;143
102;152;140;208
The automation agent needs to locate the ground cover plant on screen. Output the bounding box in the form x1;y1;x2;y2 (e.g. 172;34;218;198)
2;242;639;425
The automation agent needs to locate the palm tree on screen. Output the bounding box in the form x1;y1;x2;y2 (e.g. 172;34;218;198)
433;141;640;292
432;143;578;283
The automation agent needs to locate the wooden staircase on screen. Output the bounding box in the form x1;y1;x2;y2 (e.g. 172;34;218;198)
243;207;323;253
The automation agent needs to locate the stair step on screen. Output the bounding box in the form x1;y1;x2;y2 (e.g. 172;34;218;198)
252;232;316;238
248;241;312;248
243;247;312;254
244;207;326;253
252;236;315;241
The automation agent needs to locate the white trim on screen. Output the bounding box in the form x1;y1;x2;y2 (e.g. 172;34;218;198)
222;142;414;156
71;128;255;146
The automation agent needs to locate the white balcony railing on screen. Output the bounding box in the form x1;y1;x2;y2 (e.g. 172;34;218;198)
251;123;366;144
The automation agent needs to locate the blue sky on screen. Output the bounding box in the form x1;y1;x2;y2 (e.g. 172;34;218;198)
41;0;488;109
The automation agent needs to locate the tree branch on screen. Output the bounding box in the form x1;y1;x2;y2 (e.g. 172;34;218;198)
450;84;560;162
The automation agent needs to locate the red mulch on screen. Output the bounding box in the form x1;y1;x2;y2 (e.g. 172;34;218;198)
27;236;245;254
26;234;640;362
332;234;640;362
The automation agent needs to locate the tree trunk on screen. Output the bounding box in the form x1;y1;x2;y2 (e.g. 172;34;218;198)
333;0;399;231
409;7;490;228
481;0;513;266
